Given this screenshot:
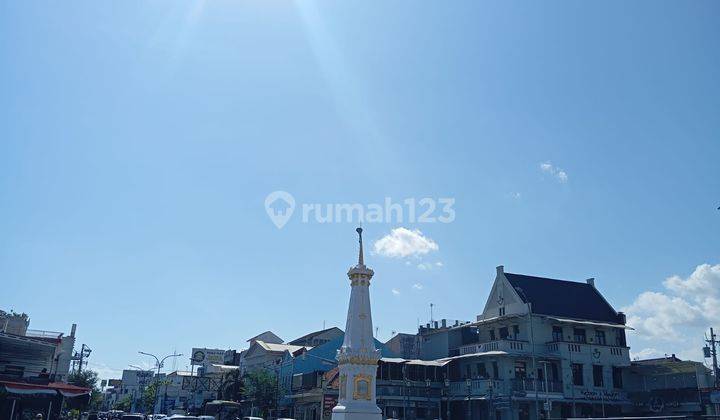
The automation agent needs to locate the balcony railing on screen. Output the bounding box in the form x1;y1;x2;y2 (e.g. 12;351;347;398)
510;379;563;393
25;329;63;339
448;379;503;397
458;339;529;356
546;341;629;364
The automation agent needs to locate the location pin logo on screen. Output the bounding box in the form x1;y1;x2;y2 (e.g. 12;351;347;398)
265;191;295;229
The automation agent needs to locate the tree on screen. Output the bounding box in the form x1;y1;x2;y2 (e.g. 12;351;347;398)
114;395;132;412
242;370;278;416
142;380;170;413
68;369;99;390
68;369;103;410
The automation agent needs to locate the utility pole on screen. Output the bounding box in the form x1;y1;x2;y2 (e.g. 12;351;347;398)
75;344;91;374
706;328;719;388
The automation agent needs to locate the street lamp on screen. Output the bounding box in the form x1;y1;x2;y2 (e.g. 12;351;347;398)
128;365;154;413
425;379;431;419
539;360;551;419
466;378;472;420
514;287;540;420
138;351;183;414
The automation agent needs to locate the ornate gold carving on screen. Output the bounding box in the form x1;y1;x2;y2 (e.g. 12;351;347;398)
350;278;371;286
337;355;380;366
353;374;372;400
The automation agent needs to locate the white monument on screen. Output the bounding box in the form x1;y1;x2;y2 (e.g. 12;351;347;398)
331;228;383;420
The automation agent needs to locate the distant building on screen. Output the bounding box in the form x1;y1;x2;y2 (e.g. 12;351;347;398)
625;354;715;416
0;310;76;382
289;327;343;348
385;333;421;360
119;369;155;412
0;309;88;419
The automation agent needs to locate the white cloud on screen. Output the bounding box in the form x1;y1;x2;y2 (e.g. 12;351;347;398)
539;161;569;183
391;288;400;295
412;283;424;290
374;228;439;258
507;192;521;200
87;361;124;381
417;261;443;271
630;348;664;360
623;263;720;341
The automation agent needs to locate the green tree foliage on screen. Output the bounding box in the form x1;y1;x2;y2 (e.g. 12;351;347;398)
242;370;278;416
68;369;103;409
141;380;170;413
68;369;99;390
113;395;132;412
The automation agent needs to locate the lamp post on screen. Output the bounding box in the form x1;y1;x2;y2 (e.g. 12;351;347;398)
466;378;472;420
539;360;551;419
128;365;154;413
425;378;431;419
514;287;540;420
138;351;183;414
444;378;450;420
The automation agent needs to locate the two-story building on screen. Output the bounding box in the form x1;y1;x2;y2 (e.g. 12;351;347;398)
438;266;633;419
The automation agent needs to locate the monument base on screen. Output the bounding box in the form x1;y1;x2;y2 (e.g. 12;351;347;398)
331;404;382;420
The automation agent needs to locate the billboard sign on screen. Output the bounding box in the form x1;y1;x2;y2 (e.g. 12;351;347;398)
191;348;226;365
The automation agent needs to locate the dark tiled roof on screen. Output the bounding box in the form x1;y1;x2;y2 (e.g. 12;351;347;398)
288;327;343;346
504;272;620;323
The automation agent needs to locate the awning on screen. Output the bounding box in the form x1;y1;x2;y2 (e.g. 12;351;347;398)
439;350;508;361
547;317;634;330
379;358;451;367
379;357;407;364
405;359;451;367
0;380;91;398
59;389;91;398
4;386;57;395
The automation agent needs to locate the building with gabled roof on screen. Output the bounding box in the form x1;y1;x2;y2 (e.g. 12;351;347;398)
246;331;283;346
288;327;343;347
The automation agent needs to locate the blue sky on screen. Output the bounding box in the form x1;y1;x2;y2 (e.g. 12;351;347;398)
1;1;718;378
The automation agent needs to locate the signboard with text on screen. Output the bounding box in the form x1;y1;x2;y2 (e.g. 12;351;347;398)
191;348;225;365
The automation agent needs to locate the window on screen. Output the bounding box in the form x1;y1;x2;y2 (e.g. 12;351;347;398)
514;361;527;378
499;327;509;339
512;325;520;340
492;362;499;379
593;365;604;387
477;363;488;378
466;364;472;379
3;365;24;377
612;367;623;388
499;306;506;316
614;329;626;346
572;363;584;386
552;326;563;342
573;328;586;343
489;329;496;341
595;330;606;345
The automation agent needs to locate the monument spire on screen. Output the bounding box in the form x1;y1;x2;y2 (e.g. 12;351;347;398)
332;228;382;420
357;227;364;266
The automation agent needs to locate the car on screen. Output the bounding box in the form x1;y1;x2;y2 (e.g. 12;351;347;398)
120;415;145;420
242;417;263;420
